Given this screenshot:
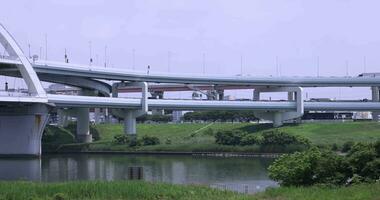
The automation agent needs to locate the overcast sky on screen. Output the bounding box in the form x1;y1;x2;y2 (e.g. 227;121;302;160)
1;0;380;99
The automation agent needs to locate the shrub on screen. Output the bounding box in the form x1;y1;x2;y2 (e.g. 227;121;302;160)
53;193;66;200
269;141;380;187
141;136;160;146
240;134;262;145
261;130;310;146
90;126;101;141
331;143;339;151
165;138;172;145
268;148;350;186
361;158;380;180
342;141;354;153
347;143;377;176
374;140;380;156
113;134;130;145
215;130;246;145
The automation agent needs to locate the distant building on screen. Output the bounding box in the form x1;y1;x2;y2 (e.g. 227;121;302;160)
302;111;353;120
353;112;372;120
172;110;190;122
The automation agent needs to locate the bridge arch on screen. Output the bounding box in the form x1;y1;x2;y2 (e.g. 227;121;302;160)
0;23;46;97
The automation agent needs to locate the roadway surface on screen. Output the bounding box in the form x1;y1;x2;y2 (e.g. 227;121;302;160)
2;58;380;87
2;94;380;111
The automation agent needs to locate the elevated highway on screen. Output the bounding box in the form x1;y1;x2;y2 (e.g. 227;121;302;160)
2;23;380;156
2;58;380;87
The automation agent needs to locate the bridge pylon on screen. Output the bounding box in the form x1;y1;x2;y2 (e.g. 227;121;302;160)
0;24;50;156
253;87;304;127
112;82;148;138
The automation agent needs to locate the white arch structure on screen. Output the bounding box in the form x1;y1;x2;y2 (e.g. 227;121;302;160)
0;24;46;98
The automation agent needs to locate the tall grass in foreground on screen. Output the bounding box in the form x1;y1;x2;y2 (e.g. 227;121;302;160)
0;181;379;200
0;181;252;200
256;183;380;200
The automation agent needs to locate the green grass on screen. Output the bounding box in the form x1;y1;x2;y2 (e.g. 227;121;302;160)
44;122;380;153
1;181;379;200
256;183;380;200
278;122;380;146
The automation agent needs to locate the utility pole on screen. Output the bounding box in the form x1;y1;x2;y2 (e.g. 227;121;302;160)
202;53;206;74
132;48;135;70
345;60;349;76
168;51;171;72
276;56;279;77
317;56;320;77
104;45;107;68
89;41;93;66
44;35;47;60
240;55;243;75
363;56;367;73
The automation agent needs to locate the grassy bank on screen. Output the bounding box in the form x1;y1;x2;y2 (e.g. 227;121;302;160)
43;122;380;153
1;181;379;200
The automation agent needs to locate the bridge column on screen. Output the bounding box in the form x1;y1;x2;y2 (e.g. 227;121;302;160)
253;87;304;127
372;86;380;121
124;110;137;136
150;91;164;115
112;82;148;137
76;107;92;143
57;109;69;127
217;89;224;100
94;108;101;124
0;103;49;156
75;89;96;143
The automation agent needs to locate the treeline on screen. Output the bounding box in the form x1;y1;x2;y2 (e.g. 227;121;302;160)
183;110;258;122
136;114;172;123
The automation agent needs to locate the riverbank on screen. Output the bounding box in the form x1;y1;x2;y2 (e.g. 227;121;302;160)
42;122;380;154
0;181;379;200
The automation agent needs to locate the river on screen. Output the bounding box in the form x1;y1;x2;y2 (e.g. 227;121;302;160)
0;154;278;194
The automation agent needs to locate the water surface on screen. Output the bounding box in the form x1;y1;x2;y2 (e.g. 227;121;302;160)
0;154;277;194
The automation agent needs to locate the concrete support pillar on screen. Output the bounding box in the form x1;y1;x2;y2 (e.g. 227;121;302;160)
288;92;295;101
253;87;304;127
57;109;69;128
94;108;101;124
372;86;380;121
0;103;49;156
217;89;224;101
124;110;137;136
112;81;148;138
76;107;92;143
273;112;283;127
151;91;164;115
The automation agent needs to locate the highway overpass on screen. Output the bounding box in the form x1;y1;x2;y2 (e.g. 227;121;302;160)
2;23;380;156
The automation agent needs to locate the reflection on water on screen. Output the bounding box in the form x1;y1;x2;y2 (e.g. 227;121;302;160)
0;154;278;194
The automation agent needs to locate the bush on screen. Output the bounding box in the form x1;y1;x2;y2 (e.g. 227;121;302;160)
140;136;160;146
331;143;339;151
269;141;380;187
113;134;130;145
268;148;350;186
342;141;354;153
215;130;246;145
261;130;310;146
165;138;172;145
240;134;262;145
347;143;377;176
374;140;380;155
53;193;67;200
